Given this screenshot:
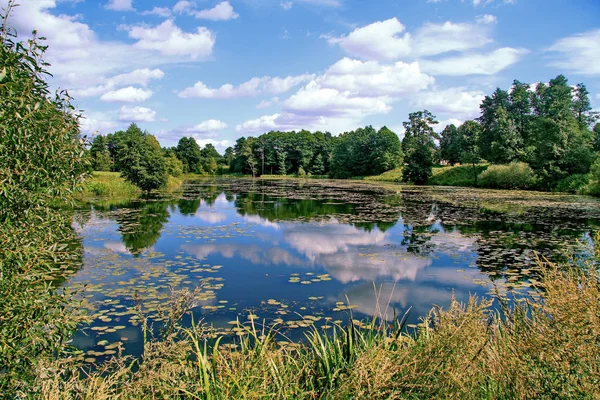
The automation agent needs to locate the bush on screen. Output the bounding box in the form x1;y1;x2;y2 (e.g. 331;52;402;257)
554;174;590;194
297;166;306;177
478;162;537;190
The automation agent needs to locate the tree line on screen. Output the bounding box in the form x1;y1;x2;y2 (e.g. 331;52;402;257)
90;73;600;193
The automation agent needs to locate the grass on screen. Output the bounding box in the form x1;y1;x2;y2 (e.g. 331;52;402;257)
31;231;600;399
76;172;186;202
362;165;489;187
77;171;141;200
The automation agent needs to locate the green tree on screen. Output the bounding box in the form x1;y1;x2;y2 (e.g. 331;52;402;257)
164;153;183;177
277;148;287;175
439;124;461;165
489;107;522;164
175;137;203;173
90;135;112;171
311;152;325;175
478;88;510;160
118;124;168;194
458;120;482;186
593;123;600;152
1;7;89;393
508;80;532;143
572;83;598;129
402;110;438;185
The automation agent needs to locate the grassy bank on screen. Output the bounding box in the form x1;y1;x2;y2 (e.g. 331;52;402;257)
35;235;600;398
77;172;185;201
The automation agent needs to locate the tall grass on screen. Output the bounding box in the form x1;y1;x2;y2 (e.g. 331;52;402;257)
77;171;140;199
33;232;600;399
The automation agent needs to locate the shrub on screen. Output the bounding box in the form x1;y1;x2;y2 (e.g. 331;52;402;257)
297;166;306;177
554;173;590;194
478;162;537;190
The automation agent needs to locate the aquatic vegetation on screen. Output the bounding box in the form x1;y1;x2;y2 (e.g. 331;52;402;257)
35;257;600;399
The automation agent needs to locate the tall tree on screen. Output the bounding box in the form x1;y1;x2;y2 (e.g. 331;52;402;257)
478;88;510;160
439;124;461;165
508;80;531;141
488;107;523;164
593;123;600;152
572;83;598;129
118;125;168;194
402;110;438;185
175;137;202;173
458;120;482;186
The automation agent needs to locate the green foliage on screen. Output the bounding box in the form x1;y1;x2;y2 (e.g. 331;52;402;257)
297;166;306;177
0;5;88;395
457;120;482;186
330;126;403;178
402;110;438;185
439;124;461;165
429;164;489;187
175;137;203;173
585;156;600;196
554;174;591;194
0;16;89;222
165;153;184;177
118;124;168;193
478;162;538;190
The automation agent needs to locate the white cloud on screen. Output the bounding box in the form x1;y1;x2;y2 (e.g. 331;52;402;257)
324;18;492;61
100;87;153;102
476;14;497;24
189;119;229;133
141;7;172;17
281;1;293;9
421;47;528;76
434;118;464;133
105;0;134;11
411;87;485;118
119;106;157;122
2;1;215;93
70;68;164;99
546;29;600;76
236;114;281;132
178;74;314;98
193;1;239;21
126;20;216;58
256;97;280;109
79;112;119;135
173;0;194;14
324;18;411;61
284;81;391;117
319;57;435;97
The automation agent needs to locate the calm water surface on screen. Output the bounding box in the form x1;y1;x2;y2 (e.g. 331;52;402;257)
67;179;600;360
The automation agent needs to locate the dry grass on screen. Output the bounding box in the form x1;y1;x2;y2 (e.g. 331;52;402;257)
31;233;600;399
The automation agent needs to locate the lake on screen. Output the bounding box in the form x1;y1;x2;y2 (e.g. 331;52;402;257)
67;178;600;361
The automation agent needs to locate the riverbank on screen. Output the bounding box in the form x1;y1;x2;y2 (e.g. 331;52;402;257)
36;249;600;399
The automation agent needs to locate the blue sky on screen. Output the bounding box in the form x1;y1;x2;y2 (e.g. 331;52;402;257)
4;0;599;152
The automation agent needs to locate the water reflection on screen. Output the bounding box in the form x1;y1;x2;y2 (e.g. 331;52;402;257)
67;179;599;358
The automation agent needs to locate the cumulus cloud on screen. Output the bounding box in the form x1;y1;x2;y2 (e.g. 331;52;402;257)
476;14;497;24
324;18;492;61
411;87;485;118
283;81;391;117
188;119;229;133
256;97;280;109
178;74;314;98
100;87;153;102
71;68;164;98
1;1;215;93
141;7;172;17
421;47;528;76
546;29;600;76
105;0;134;11
126;20;215;58
119;106;157;122
193;1;239;21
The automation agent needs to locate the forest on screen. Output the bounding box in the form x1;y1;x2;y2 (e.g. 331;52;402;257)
90;75;600;194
